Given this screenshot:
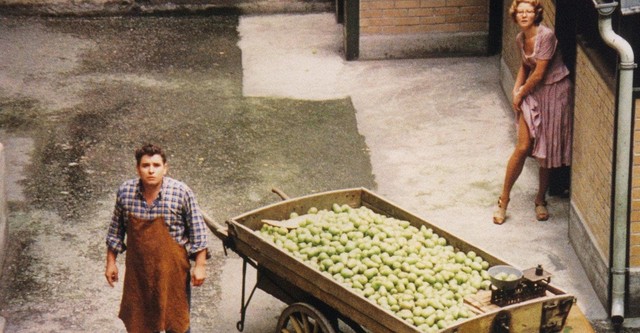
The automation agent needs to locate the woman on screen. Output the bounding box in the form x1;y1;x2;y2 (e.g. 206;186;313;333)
493;0;573;224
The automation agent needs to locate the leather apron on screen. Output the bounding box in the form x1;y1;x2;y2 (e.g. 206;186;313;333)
119;215;190;333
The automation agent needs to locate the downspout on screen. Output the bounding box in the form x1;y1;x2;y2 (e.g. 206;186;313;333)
592;0;637;327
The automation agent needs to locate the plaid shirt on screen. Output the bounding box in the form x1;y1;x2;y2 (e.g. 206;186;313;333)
106;176;208;257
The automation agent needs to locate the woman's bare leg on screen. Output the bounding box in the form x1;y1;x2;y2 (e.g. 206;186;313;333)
536;167;550;205
494;115;532;223
534;166;551;220
499;114;532;207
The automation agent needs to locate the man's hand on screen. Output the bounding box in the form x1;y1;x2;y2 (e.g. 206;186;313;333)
191;249;207;287
105;263;119;287
105;249;119;287
191;265;206;286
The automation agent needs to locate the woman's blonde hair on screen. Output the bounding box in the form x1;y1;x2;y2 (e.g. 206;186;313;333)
509;0;544;25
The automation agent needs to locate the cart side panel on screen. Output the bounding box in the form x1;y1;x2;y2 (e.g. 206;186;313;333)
449;294;574;333
233;188;364;230
231;231;420;333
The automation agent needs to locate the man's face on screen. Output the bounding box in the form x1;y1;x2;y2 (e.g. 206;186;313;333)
136;154;167;188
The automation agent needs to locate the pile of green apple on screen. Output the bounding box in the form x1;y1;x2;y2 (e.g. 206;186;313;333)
258;204;493;332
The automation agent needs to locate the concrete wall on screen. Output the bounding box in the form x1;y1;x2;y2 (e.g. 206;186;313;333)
0;143;7;281
359;0;490;59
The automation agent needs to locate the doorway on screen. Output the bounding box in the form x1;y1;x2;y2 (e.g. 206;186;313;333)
549;0;577;197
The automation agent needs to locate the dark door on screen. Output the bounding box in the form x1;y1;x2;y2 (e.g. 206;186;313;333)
488;0;503;55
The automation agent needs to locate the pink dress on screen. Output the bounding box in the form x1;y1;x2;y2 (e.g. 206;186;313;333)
517;24;573;168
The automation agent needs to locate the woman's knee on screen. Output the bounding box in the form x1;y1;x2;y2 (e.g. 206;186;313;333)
513;142;531;156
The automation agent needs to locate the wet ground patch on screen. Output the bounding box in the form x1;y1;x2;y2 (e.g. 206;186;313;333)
0;13;374;332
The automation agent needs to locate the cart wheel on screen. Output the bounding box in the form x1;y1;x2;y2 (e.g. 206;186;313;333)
275;302;337;333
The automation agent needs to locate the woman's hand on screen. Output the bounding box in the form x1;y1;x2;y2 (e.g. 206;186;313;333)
512;87;524;113
514;59;550;114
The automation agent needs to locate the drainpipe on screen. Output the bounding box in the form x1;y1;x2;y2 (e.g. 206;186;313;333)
592;0;636;327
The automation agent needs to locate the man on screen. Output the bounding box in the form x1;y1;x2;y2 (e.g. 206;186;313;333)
105;143;208;333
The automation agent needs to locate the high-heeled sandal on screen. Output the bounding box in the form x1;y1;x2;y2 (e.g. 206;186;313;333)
493;197;509;225
535;201;549;221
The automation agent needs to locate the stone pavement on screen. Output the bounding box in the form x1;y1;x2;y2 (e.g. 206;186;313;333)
0;10;628;333
238;11;609;322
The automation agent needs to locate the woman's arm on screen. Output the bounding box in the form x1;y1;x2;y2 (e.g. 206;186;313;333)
513;59;550;112
512;62;528;109
513;62;528;96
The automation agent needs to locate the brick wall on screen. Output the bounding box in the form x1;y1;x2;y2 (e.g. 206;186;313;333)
632;98;640;267
500;0;519;93
360;0;489;35
571;46;615;260
631;98;640;316
358;0;491;59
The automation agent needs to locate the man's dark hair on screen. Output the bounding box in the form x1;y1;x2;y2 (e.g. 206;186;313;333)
135;143;167;166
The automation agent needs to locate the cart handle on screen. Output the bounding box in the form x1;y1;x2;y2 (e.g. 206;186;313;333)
204;187;289;241
202;211;228;239
271;187;290;201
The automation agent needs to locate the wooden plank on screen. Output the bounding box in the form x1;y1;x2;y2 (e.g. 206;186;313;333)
453;294;575;333
464;290;500;313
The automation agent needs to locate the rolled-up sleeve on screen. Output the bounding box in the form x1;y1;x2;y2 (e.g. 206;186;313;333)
184;190;208;257
106;194;127;253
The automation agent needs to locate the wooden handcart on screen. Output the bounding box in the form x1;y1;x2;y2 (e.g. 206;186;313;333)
204;188;582;333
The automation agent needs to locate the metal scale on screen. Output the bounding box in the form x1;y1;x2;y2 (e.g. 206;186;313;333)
491;264;552;307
